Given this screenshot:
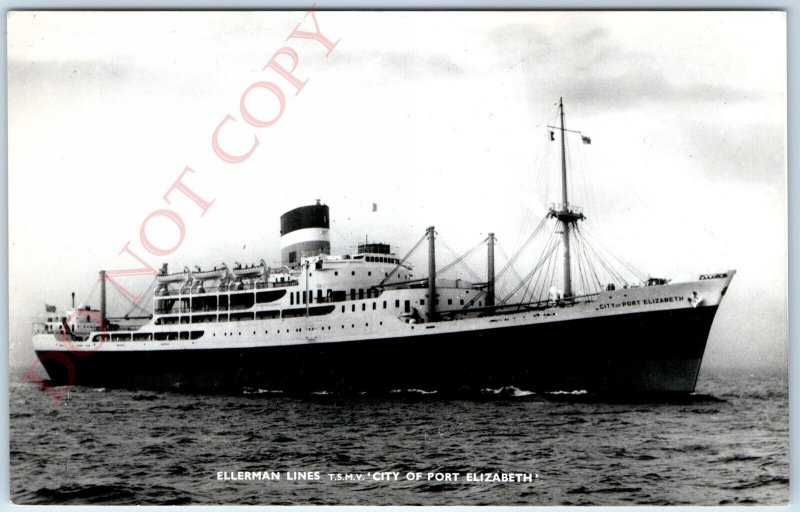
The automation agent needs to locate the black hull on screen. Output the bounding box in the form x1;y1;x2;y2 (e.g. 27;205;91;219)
36;305;719;396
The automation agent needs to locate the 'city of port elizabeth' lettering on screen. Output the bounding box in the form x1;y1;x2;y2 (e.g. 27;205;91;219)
598;295;685;310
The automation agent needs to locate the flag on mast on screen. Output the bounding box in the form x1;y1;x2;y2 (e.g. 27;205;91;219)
45;304;56;313
581;135;592;144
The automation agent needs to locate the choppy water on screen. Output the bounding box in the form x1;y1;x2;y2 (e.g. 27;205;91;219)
9;367;788;505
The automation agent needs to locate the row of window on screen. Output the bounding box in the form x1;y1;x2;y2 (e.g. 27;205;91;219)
213;321;386;337
364;256;399;264
329;270;412;279
154;305;337;325
94;331;204;341
288;287;387;305
156;291;286;314
154;294;484;324
340;298;481;312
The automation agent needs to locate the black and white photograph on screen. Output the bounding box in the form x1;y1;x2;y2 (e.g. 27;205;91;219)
7;10;788;506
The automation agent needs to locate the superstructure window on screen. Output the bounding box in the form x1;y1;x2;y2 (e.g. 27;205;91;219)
192;295;217;312
256;290;286;303
230;293;254;310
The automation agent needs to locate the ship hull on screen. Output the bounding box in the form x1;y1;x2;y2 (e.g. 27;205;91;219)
35;304;718;396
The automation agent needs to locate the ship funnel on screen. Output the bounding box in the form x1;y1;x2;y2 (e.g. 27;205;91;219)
280;203;331;267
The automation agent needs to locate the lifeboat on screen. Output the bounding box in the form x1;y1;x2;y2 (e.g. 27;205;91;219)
232;259;269;278
156;271;188;284
192;268;226;280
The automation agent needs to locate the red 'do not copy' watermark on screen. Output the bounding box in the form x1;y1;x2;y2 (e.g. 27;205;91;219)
28;8;340;401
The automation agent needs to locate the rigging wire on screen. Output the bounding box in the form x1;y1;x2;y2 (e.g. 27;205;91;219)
437;236;487;282
574;225;604;292
521;220;560;303
495;242;525;300
81;279;100;308
578;229;629;285
508;107;559;271
495;214;549;282
501;223;561;305
119;278;157;317
379;231;428;287
579;225;647;282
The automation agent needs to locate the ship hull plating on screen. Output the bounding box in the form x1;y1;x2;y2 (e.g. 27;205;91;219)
35;305;719;395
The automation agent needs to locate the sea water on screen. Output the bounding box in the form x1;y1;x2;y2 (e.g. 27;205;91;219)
9;366;788;505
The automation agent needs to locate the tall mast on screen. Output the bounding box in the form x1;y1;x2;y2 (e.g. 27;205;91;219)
558;98;573;298
486;233;495;308
548;98;585;299
427;226;436;322
99;270;107;327
559;98;569;209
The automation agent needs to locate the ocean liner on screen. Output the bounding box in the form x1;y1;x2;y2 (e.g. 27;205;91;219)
32;99;734;395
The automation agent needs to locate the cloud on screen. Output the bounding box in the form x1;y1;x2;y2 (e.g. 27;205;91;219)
328;49;467;81
560;68;763;113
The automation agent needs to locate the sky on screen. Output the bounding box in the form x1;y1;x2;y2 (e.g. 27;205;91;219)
7;11;787;370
